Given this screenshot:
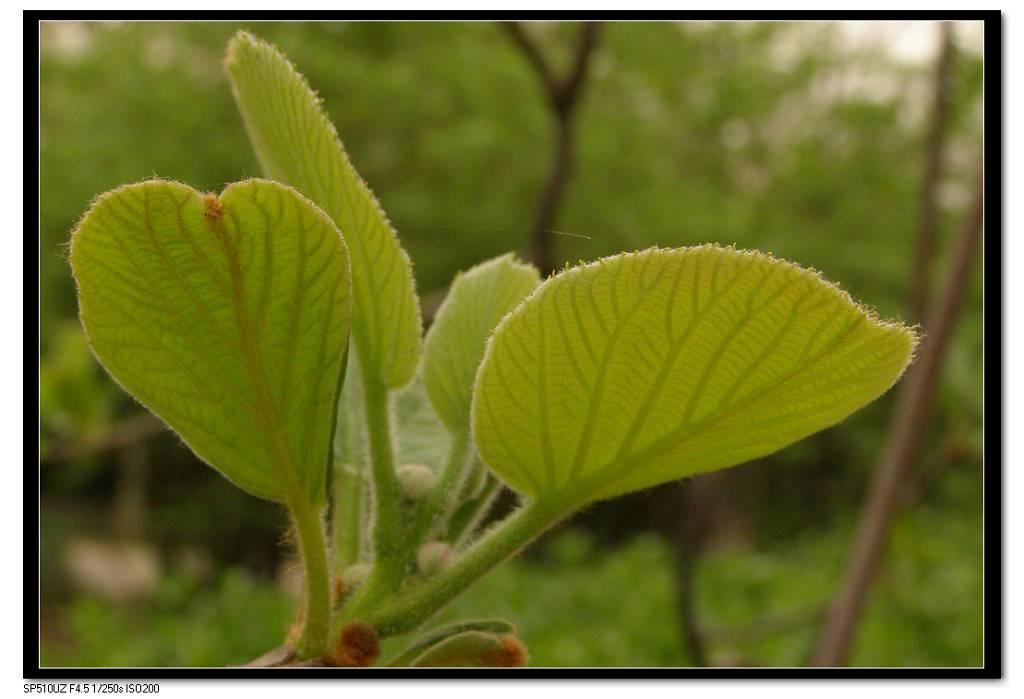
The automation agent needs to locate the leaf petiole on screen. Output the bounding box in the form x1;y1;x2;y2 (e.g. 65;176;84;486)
289;498;331;659
447;475;502;548
402;428;472;556
360;361;406;584
362;498;566;637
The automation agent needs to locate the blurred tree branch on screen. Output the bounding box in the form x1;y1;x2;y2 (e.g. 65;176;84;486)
812;163;983;667
909;22;956;322
502;21;601;275
672;479;711;667
112;441;148;541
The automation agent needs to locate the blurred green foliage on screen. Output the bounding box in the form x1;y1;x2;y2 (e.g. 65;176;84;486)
41;569;295;667
39;20;984;668
39;320;122;466
44;496;981;667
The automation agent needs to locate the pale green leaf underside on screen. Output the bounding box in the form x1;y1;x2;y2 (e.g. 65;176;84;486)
473;246;916;506
333;349;367;467
71;179;352;505
394;375;450;470
226;31;421;390
334;360;448;474
424;254;541;433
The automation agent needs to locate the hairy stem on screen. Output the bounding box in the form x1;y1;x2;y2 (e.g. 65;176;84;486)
290;499;331;659
331;432;473;639
361;366;404;584
449;476;502;548
328;361;408;649
406;429;472;549
364;499;565;636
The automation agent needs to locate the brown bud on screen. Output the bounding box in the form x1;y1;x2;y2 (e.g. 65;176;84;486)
483;634;529;667
325;621;380;667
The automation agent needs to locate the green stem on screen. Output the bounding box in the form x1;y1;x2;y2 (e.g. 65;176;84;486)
449;476;502;548
290;499;331;659
334;562;394;631
405;429;471;552
337;431;472;629
360;365;404;584
364;499;565;636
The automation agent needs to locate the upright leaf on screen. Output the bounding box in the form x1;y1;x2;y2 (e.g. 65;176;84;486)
473;246;916;507
334;350;368;468
423;254;541;433
225;32;421;389
332;350;368;567
71;179;352;505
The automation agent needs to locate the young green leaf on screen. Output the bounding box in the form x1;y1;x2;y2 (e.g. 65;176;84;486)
473;246;916;508
332;352;368;569
388;619;516;667
423;254;541;434
405;631;527;668
71;179;352;506
225;31;421;390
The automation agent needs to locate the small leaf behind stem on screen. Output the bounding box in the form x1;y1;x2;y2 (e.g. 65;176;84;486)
423;254;541;433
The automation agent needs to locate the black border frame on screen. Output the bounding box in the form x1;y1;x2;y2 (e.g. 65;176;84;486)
25;9;1003;680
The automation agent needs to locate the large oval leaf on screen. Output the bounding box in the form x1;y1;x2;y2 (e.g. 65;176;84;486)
226;32;421;390
423;254;540;433
71;179;352;505
472;246;916;507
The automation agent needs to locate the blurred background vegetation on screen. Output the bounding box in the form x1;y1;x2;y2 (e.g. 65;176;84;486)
38;20;985;668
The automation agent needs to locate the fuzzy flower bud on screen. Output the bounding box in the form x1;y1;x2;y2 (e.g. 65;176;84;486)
342;562;372;591
417;541;455;576
397;463;438;502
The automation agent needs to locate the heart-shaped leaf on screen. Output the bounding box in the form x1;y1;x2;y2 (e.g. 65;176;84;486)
473;246;916;508
424;254;541;434
71;179;352;506
226;31;421;390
